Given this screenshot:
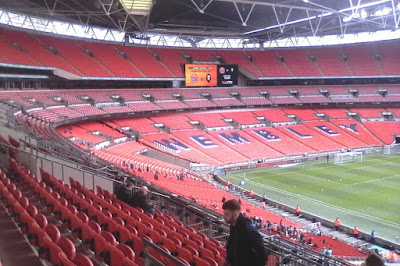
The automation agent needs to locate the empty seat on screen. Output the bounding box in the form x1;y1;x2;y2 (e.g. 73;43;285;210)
58;236;76;260
72;253;94;266
45;224;61;244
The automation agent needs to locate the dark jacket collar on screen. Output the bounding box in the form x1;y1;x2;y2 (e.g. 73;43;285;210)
232;213;250;228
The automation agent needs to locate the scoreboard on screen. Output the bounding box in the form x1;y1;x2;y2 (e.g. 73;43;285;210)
217;64;238;86
185;64;238;87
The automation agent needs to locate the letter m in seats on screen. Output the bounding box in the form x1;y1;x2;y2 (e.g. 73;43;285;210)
218;132;249;145
153;138;190;153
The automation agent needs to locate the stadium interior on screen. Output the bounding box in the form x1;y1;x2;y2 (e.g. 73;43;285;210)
0;0;399;265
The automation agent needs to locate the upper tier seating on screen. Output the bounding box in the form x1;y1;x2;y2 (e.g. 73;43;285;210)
275;50;321;77
1;29;80;75
1;27;400;78
116;46;172;78
309;47;352;76
77;41;144;78
149;48;185;78
37;35;112;77
215;50;262;77
247;50;291;77
342;45;381;76
376;42;400;75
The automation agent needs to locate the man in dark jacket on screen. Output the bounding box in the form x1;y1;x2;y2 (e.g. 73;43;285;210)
223;199;268;266
115;181;134;203
130;186;154;214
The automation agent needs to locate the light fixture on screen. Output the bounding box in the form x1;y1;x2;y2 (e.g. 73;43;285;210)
119;0;153;15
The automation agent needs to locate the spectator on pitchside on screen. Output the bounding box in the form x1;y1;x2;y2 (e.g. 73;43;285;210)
353;226;360;238
370;230;376;243
295;205;300;216
334;218;341;231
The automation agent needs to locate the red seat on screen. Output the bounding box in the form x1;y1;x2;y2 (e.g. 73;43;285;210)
58;236;76;260
117;243;135;261
193;255;211;266
176;246;193;262
40;235;74;266
26;222;47;247
12;189;22;200
215;255;225;265
77;212;89;223
199;246;215;260
18;196;29;209
203;257;218;266
88;221;101;234
101;243;130;266
72;253;94;266
101;231;117;247
34;213;48;229
45;224;61;243
160;236;176;252
183;238;199;250
26;204;38;218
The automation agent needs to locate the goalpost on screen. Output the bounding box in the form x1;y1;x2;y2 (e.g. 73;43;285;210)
333;151;363;165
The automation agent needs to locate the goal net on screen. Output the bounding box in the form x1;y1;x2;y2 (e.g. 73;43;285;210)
333;151;363;164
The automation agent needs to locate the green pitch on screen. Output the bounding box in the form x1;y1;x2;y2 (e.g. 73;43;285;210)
225;154;400;243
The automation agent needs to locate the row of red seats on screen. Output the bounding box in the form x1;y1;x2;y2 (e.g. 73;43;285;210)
1;85;399;109
40;164;228;266
0;167;93;265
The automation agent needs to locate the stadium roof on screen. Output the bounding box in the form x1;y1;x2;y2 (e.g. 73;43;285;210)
1;0;399;39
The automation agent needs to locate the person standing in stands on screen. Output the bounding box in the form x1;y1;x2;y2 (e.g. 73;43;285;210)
222;199;268;266
130;186;154;215
115;181;134;204
334;218;341;231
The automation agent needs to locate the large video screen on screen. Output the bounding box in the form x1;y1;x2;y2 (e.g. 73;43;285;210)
185;64;217;87
185;64;238;87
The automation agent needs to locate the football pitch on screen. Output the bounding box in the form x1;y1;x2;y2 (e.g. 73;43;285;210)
225;153;400;243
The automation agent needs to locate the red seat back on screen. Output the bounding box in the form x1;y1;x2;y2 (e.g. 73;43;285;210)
45;224;61;243
117;243;135;261
72;253;94;266
58;236;76;260
35;213;48;229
